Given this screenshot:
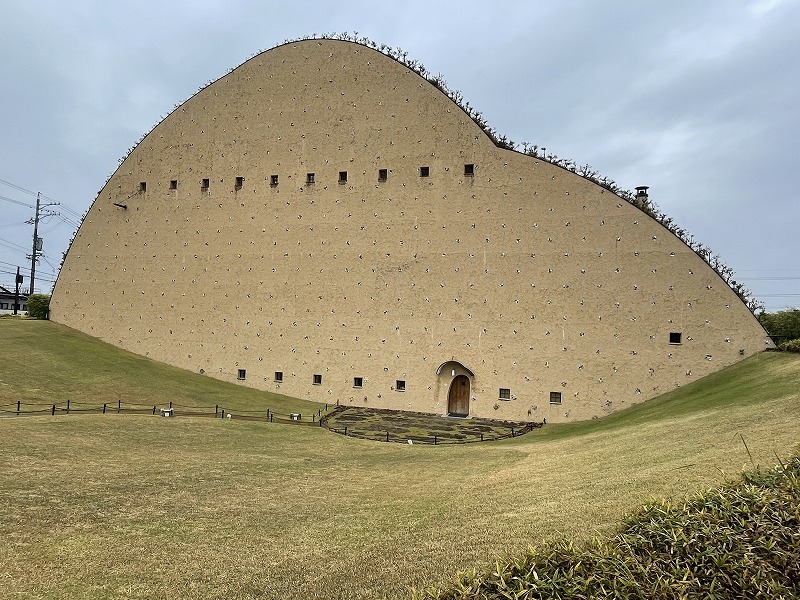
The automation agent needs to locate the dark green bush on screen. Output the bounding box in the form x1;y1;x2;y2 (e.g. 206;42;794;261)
414;453;800;599
27;294;50;319
779;338;800;353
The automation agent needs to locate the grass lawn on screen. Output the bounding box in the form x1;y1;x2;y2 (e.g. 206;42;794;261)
1;318;799;599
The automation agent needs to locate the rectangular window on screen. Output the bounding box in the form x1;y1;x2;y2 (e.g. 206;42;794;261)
550;391;562;405
201;178;210;190
378;168;388;182
306;173;315;185
313;373;322;385
237;369;246;380
139;182;147;192
464;163;475;176
169;179;178;190
338;171;348;183
499;388;511;400
0;303;7;310
353;376;363;388
274;371;283;382
669;332;682;344
235;176;244;189
419;166;430;177
395;380;406;392
270;174;279;186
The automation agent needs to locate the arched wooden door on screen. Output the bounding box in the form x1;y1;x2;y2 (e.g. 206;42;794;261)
448;375;470;416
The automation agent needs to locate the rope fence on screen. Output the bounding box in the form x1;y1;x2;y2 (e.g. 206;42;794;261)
0;400;542;445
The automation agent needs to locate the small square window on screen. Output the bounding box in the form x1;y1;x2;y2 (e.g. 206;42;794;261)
237;369;246;380
169;179;178;190
395;380;406;392
270;175;279;186
353;376;363;388
338;171;348;183
550;391;562;405
378;168;388;182
235;176;244;189
139;181;147;192
464;164;475;176
306;173;315;185
499;388;511;400
201;178;210;189
669;332;682;344
274;371;283;382
419;166;430;177
313;373;322;385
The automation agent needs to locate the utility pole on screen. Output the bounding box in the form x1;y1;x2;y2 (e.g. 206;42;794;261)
26;192;58;295
13;267;23;315
29;193;41;295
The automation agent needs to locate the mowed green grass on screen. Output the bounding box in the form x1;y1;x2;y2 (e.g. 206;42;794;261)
1;318;799;599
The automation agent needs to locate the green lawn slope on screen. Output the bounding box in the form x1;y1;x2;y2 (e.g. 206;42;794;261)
0;318;798;599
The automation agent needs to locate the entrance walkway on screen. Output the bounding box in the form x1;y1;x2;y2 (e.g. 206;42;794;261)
321;406;543;444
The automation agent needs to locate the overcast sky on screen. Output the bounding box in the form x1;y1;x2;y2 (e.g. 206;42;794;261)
1;0;798;310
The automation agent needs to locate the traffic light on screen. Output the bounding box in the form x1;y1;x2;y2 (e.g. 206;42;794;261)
16;273;23;284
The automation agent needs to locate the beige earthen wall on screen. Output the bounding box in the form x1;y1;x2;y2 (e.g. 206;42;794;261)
50;40;772;422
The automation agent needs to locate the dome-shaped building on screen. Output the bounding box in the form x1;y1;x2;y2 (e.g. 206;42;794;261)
50;39;772;422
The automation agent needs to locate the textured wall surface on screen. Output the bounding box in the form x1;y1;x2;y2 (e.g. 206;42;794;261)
50;39;772;422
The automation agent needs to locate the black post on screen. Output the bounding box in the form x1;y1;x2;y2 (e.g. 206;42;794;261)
386;432;389;442
169;401;173;409
221;409;225;419
511;428;515;437
344;427;347;436
118;399;121;413
434;435;437;445
13;266;22;315
312;414;316;422
215;404;219;416
270;413;273;423
66;399;70;413
152;406;156;415
480;433;484;442
17;400;20;415
319;419;322;427
51;404;55;416
325;403;328;410
267;408;270;419
103;403;106;414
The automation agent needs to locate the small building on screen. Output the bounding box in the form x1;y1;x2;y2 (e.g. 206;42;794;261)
0;285;27;315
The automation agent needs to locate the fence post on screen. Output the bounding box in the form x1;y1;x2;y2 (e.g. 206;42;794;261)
103;403;107;414
434;435;437;445
118;399;121;413
267;408;270;419
386;431;389;442
67;399;70;413
312;414;315;422
344;427;347;436
221;409;225;419
480;433;484;442
270;413;273;423
325;403;328;411
152;406;156;415
215;404;219;417
169;401;173;409
511;428;515;437
319;419;322;427
51;404;55;416
17;400;20;415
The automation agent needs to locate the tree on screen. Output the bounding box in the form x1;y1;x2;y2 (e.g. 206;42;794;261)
758;308;800;342
27;294;50;320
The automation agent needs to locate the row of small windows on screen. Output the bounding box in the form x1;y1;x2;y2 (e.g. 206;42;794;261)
137;164;476;193
498;389;562;405
237;369;406;391
238;370;565;404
